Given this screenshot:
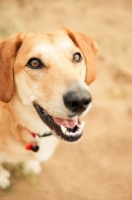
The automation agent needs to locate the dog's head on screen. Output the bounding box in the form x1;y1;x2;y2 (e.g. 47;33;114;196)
0;27;98;142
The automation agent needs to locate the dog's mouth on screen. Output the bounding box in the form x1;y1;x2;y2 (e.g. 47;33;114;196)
33;103;85;142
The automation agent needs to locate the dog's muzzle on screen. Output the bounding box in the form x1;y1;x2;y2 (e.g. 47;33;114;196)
33;85;91;142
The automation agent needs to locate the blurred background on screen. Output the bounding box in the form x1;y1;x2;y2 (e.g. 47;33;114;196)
0;0;132;199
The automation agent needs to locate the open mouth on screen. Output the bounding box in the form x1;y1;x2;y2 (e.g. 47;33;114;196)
33;103;85;142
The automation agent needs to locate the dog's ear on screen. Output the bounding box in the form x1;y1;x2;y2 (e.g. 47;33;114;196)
62;27;98;85
0;33;24;103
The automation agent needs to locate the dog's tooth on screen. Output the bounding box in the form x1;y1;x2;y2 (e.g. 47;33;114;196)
65;129;80;136
61;125;67;134
61;122;85;137
78;121;85;131
74;129;81;136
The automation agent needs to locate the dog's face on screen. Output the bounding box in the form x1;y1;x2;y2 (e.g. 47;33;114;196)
0;27;98;142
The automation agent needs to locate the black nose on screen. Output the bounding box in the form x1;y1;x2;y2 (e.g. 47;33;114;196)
63;89;92;114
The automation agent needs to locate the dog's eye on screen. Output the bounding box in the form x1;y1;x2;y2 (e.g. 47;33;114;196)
73;52;82;63
26;58;44;69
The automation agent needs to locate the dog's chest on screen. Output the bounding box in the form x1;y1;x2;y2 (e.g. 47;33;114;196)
0;135;58;163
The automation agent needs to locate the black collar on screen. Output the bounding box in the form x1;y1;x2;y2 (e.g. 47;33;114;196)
37;132;52;137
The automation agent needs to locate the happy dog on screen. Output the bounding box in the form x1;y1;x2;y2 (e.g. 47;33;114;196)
0;27;98;188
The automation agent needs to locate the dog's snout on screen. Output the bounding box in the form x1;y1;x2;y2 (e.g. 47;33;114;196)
63;89;92;114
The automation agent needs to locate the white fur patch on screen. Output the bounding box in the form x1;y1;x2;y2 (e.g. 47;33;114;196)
35;136;58;162
0;168;11;189
23;160;41;175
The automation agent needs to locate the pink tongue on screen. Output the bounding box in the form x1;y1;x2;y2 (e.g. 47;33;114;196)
53;117;78;128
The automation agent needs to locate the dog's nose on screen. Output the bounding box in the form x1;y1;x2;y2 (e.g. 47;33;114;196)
63;89;92;114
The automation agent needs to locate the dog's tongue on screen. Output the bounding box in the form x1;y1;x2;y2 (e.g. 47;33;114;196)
53;117;78;128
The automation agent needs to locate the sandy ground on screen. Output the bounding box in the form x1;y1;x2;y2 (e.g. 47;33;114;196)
0;0;132;199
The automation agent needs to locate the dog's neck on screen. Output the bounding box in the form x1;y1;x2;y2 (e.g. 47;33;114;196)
0;93;52;150
5;95;53;152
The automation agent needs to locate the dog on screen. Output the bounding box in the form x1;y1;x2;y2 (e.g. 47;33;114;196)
0;27;98;188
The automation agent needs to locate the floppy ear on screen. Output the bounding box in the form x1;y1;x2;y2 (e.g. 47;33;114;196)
62;27;98;85
0;33;24;103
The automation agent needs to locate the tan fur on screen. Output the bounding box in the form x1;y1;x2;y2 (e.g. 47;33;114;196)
0;27;98;188
61;27;98;84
